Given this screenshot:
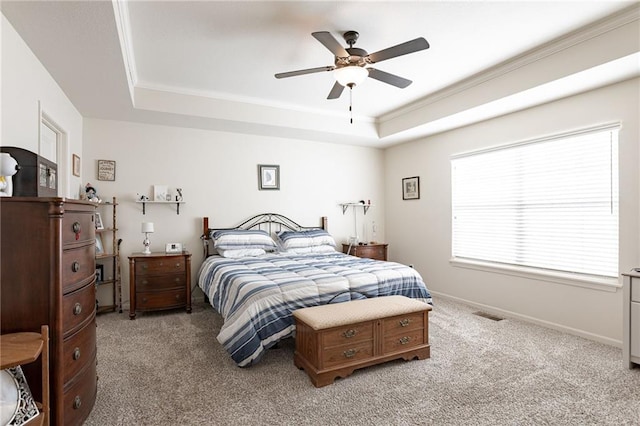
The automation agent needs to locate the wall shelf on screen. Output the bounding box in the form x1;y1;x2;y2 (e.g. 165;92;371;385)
136;200;185;215
339;202;372;215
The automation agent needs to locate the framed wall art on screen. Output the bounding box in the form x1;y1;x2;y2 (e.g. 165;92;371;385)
97;159;116;181
258;164;280;190
402;176;420;200
72;154;81;177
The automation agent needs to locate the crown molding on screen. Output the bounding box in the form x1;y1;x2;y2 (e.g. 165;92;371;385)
379;3;640;124
112;0;136;103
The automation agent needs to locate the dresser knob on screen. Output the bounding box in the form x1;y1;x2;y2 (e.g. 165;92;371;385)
175;294;181;300
73;396;82;409
175;263;181;268
175;278;180;283
73;347;81;360
73;303;82;315
142;264;148;270
71;261;80;272
142;280;148;285
72;222;81;240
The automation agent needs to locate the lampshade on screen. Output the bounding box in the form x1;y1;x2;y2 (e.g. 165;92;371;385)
334;66;368;87
141;222;154;233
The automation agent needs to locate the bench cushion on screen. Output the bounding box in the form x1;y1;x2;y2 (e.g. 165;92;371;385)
292;295;431;330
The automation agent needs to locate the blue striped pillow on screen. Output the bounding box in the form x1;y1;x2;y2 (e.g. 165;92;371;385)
212;229;277;251
276;229;336;252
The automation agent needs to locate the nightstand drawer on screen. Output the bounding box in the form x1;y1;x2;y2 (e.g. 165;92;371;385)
342;244;388;261
632;280;639;302
137;289;186;310
136;257;186;276
137;274;186;291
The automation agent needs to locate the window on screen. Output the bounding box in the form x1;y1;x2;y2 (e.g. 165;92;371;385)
451;125;619;279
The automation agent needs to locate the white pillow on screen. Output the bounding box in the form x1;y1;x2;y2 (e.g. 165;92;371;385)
276;229;336;251
217;248;266;258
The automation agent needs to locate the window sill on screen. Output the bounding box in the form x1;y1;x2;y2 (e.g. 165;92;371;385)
449;258;621;293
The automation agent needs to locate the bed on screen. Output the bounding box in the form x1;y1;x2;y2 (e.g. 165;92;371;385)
197;213;432;367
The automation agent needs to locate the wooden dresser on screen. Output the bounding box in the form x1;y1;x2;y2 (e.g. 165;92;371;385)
0;198;97;425
128;252;192;320
342;243;388;261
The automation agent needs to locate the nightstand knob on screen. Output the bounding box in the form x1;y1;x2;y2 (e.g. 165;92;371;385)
71;261;80;273
175;263;181;268
142;280;148;285
73;347;81;360
175;294;181;300
73;396;82;409
73;303;82;315
174;278;180;283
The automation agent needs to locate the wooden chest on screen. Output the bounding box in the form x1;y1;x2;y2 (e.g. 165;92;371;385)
293;296;431;387
128;252;192;319
1;198;97;425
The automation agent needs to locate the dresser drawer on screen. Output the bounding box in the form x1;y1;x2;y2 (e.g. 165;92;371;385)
62;357;97;426
632;279;639;302
62;244;95;292
322;340;374;369
632;302;640;358
322;322;373;348
136;273;186;292
136;257;186;276
137;289;186;310
382;328;425;354
62;284;96;335
62;320;97;384
62;212;95;246
382;312;425;334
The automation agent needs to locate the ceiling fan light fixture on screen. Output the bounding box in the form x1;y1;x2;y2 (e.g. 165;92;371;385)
334;66;368;87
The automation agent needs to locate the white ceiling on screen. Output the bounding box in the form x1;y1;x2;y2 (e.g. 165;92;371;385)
2;1;638;148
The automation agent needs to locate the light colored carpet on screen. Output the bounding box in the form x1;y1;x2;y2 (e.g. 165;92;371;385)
85;297;640;425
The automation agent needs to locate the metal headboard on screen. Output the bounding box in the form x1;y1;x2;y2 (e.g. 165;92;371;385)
202;213;328;257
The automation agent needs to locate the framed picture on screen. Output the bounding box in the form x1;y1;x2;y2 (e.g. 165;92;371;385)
95;212;104;230
258;164;280;190
153;185;169;201
97;159;116;181
95;264;104;282
402;176;420;200
95;234;104;255
72;154;81;177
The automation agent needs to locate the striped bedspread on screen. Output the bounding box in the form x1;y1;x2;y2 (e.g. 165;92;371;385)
197;252;432;367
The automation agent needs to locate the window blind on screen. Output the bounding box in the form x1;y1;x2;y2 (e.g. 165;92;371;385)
451;125;619;278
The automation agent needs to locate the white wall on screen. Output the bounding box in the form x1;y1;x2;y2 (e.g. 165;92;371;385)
1;14;83;197
83;118;386;306
385;77;640;346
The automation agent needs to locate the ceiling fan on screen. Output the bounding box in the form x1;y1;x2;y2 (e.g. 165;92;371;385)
275;31;430;100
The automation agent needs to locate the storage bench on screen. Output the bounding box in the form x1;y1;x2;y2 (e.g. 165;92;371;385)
293;295;432;387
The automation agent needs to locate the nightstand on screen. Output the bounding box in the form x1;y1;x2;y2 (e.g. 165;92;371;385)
342;243;388;261
128;252;191;320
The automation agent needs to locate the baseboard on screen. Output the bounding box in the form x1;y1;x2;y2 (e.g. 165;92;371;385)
429;290;622;348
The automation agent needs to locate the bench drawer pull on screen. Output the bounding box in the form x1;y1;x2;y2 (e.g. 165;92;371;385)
399;336;410;345
343;349;358;358
342;329;357;338
399;319;410;327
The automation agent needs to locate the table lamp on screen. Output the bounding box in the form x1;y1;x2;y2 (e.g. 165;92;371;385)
141;222;154;254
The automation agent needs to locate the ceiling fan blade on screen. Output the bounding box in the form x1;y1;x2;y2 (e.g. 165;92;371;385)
312;31;349;57
327;81;345;99
275;66;335;79
368;37;430;64
368;68;412;88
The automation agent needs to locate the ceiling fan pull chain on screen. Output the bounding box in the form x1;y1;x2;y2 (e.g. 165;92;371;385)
349;85;353;124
